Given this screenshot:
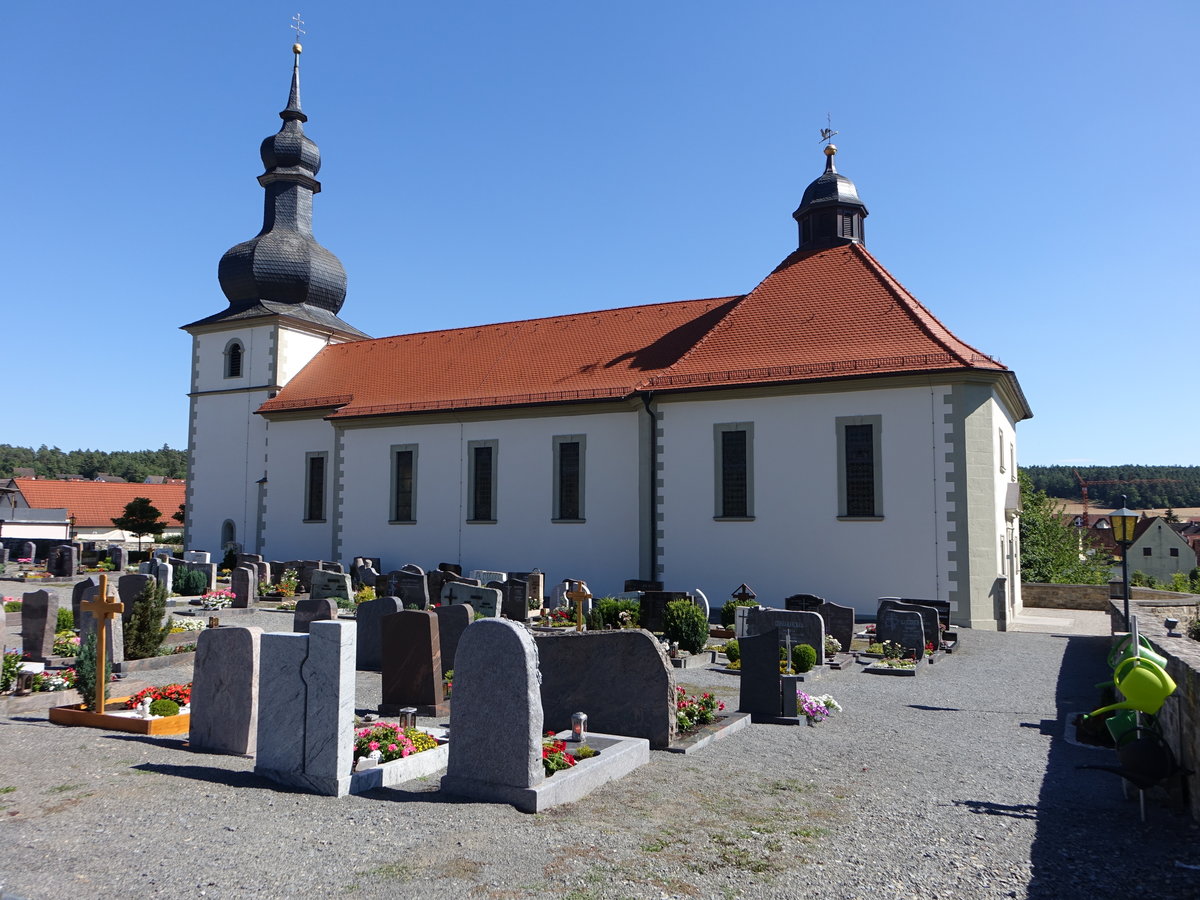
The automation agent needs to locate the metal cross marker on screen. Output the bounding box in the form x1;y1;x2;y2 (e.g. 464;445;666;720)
79;573;124;713
291;13;306;40
564;580;592;632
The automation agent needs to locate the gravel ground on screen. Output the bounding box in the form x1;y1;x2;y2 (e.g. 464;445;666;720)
2;611;1199;899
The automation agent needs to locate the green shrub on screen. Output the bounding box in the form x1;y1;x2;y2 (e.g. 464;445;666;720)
663;599;708;654
149;698;180;717
723;639;740;664
75;633;110;710
125;580;170;661
792;643;817;673
220;548;238;573
1;651;21;692
172;567;207;596
3;600;22;613
720;598;757;628
590;597;640;629
56;607;74;631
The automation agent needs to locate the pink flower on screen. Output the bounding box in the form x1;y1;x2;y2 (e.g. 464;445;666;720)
387;744;398;752
368;741;379;751
401;747;412;757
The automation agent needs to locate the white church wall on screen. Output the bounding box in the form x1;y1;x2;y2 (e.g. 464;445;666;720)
192;324;275;392
657;384;951;616
334;408;643;595
275;328;332;385
261;416;336;561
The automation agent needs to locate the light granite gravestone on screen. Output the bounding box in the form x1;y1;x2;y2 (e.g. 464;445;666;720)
442;618;544;797
745;607;826;666
817;601;855;655
231;566;257;608
526;571;545;611
433;602;472;677
876;606;926;660
379;610;446;716
443;581;501;618
469;569;506;585
310;570;353;604
255;620;356;796
355;596;403;670
117;574;155;626
184;550;211;564
190;626;263;755
152;556;174;592
72;576;99;625
79;586;124;664
21;589;58;660
294;597;338;633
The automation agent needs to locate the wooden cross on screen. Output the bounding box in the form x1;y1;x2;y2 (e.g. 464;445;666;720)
564;580;591;633
732;583;756;604
80;573;123;713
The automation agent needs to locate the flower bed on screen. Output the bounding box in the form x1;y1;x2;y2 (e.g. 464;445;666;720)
348;723;450;794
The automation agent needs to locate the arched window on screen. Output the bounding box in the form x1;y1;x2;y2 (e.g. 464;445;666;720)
224;340;244;378
221;519;236;548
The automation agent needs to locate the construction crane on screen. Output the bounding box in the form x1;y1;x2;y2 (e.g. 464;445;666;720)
1072;470;1181;527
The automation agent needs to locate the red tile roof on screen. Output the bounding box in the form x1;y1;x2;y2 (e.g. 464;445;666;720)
258;244;1020;420
12;479;185;528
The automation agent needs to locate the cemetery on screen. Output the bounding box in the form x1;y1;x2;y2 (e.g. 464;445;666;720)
3;549;1200;896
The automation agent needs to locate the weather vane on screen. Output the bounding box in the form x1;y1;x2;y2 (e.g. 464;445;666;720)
819;113;838;146
291;12;306;43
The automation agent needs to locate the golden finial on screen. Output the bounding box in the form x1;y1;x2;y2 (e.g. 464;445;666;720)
824;144;837;157
291;12;306;54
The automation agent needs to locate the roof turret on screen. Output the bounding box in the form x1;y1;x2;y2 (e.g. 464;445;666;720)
792;145;869;250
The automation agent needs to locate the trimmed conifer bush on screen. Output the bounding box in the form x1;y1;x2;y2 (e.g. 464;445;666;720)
663;599;708;654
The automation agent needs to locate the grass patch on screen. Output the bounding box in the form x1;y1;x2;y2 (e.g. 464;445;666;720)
362;863;413;882
0;787;16;794
47;783;83;794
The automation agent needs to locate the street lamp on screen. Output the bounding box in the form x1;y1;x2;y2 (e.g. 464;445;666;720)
1109;495;1138;629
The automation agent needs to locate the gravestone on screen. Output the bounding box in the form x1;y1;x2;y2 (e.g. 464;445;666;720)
379;609;446;716
745;607;826;666
442;618;544;796
231;566;257;608
356;565;379;591
355;596;403;670
625;579;663;593
117;574;156;626
640;592;691;633
499;578;529;621
310;570;353;604
297;562;322;593
438;562;463;576
433;602;472;677
376;568;430;609
469;569;506;585
817;601;855;655
0;547;8;566
190;626;263;755
526;571;545;611
885;597;955;647
152;557;173;592
353;556;382;572
72;576;99;625
293;597;338;633
109;546;128;570
734;605;758;639
878;600;938;653
784;593;824;612
536;629;676;749
443;581;501;618
184;550;211;564
47;545;78;577
20;589;58;660
17;541;36;562
875;606;926;659
79;587;124;664
738;628;789;722
255;620;356;796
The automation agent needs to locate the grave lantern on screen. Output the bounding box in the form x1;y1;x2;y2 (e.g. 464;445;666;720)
1110;496;1138;629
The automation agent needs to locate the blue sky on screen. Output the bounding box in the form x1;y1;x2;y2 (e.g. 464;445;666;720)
2;2;1195;465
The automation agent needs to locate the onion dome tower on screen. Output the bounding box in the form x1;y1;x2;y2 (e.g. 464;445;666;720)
792;144;869;250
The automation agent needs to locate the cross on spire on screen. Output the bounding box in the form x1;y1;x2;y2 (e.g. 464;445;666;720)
291;12;306;42
819;113;838;146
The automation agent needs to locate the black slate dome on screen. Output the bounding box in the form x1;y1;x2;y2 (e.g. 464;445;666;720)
217;47;348;315
792;145;868;250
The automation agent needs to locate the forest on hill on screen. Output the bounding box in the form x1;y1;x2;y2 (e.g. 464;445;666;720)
1022;465;1200;510
0;444;187;483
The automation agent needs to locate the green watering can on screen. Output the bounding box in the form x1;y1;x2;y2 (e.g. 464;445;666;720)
1107;633;1168;671
1089;656;1177;718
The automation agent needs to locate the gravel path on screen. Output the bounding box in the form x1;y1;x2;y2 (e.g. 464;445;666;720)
1;612;1198;899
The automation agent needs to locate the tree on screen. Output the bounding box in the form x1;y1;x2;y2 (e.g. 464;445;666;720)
1018;472;1114;585
172;502;186;525
112;497;165;552
124;579;170;661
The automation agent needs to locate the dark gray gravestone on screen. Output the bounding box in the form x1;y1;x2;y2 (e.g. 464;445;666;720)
433;603;473;677
376;569;430;609
355;565;379;591
17;541;36;562
639;591;691;633
876;607;926;659
379;610;446;716
738;628;785;723
784;593;824;612
189;626;263;756
293;597;338;633
878;600;937;654
438;562;463;576
231;566;257;608
72;576;99;625
817;601;855;655
79;587;124;664
47;545;78;577
109;546;128;570
624;579;664;593
355;596;403;670
536;629;676;749
21;589;58;660
297;562;322;593
117;574;155;625
236;553;263;569
745;607;826;666
499;578;529;621
444;581;501;618
887;597;954;645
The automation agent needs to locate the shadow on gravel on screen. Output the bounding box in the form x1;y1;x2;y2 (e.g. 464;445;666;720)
1026;634;1199;899
952;799;1038;820
132;762;300;792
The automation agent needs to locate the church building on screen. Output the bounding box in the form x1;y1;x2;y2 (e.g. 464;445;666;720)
183;47;1032;628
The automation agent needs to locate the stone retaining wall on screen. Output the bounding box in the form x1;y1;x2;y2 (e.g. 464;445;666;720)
1023;583;1196;611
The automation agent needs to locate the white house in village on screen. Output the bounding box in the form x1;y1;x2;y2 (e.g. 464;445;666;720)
183;48;1032;628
